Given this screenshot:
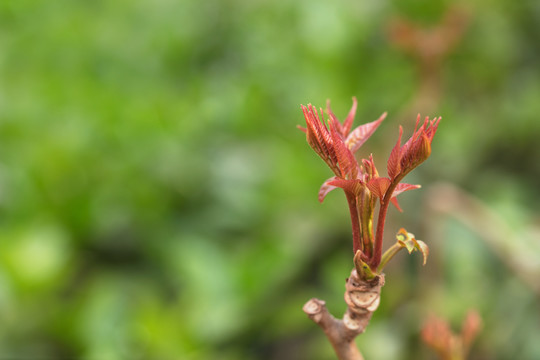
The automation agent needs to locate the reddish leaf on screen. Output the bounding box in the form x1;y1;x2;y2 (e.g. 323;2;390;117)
310;107;333;155
346;112;386;153
389;183;421;211
327;178;365;196
326;100;345;136
387;126;403;180
329;117;358;178
326;97;358;137
328;113;345;141
398;115;440;176
393;183;421;196
425;117;441;143
399;115;422;163
367;177;391;199
302;104;338;173
318;176;339;203
342;96;358;135
390;197;403;212
400;132;431;171
362;154;379;180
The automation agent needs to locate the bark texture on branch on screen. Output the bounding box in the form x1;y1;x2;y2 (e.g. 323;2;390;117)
303;270;385;360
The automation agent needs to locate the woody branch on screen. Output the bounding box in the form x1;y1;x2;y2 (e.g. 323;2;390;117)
303;270;385;360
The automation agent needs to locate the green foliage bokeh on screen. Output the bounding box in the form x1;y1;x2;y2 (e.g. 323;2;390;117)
1;0;539;359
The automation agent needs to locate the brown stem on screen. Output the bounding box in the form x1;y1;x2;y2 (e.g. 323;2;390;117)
303;270;385;360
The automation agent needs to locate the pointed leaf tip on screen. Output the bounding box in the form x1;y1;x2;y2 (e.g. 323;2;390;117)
390;197;403;212
390;183;422;211
342;96;358;135
345;112;386;153
416;240;429;266
318;176;339;203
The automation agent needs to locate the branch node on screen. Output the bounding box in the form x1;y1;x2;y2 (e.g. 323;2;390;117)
303;269;385;360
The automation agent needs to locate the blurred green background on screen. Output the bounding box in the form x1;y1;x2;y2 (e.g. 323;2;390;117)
1;0;539;359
